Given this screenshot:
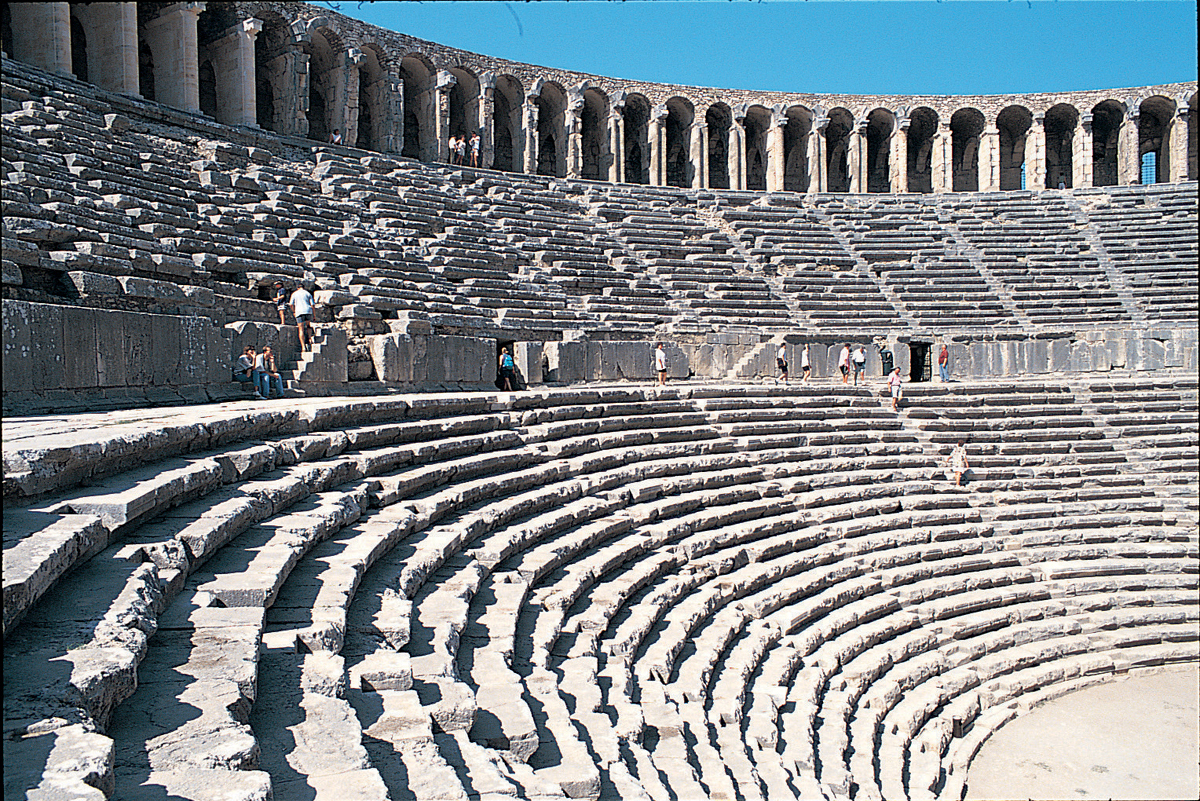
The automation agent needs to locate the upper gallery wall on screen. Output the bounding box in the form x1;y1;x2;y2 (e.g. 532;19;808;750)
4;1;1197;192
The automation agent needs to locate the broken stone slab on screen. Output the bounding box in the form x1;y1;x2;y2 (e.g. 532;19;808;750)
130;767;272;801
3;509;108;637
350;651;413;692
414;677;477;733
4;722;114;800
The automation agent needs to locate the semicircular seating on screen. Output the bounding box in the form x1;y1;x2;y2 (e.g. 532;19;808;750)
4;377;1196;800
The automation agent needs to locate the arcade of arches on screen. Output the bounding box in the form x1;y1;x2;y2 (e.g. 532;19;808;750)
4;2;1196;193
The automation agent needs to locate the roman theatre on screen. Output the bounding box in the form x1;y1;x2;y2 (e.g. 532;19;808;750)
2;3;1197;800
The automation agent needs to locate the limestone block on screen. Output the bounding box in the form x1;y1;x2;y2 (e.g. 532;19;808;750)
3;724;115;800
370;333;413;383
1;261;23;286
350;651;413;692
1138;338;1166;371
1090;342;1111;372
1048;339;1070;373
1026;339;1049;374
66;271;122;297
149;314;184;387
27;302;66;392
543;340;586;384
892;344;911;378
514;341;543;385
61;305;99;390
2;302;31;394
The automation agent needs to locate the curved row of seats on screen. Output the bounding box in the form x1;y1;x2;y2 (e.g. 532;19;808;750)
3;376;1195;799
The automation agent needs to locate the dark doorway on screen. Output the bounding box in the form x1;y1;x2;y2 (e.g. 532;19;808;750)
909;343;931;383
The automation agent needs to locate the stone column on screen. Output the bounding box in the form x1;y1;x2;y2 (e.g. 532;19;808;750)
206;18;262;127
379;72;402;154
70;2;140;95
649;105;667;186
1024;112;1046;190
435;70;455;163
608;104;624;183
767;111;786;193
567;94;584;179
339;49;366;145
931;123;949;193
809;116;829;194
978;124;998;191
478;72;495;168
7;3;72;76
1117;106;1139;185
522;95;539;174
848;119;868;193
142;2;206;112
731;114;746;191
890;119;909;193
691;122;707;189
1168;105;1189;182
1074;113;1093;188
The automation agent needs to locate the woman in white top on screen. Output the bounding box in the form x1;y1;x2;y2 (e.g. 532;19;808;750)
801;344;811;382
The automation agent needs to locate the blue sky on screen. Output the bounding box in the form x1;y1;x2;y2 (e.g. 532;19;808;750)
338;0;1197;96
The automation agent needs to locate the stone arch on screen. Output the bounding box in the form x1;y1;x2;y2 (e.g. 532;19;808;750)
665;97;694;188
253;11;292;133
783;105;813;193
1189;93;1198;181
826;107;853;193
400;53;435;160
866;108;894;193
536;81;566;177
198;59;217;118
491;74;523;172
69;10;87;83
1044;103;1078;188
706;103;732;190
744;105;771;192
305;26;341;144
907;107;938;193
950;107;985;192
997;105;1032;190
355;44;389;151
448;66;480;147
581;87;609;181
1136;95;1175;184
623;93;651;184
1090;99;1124;187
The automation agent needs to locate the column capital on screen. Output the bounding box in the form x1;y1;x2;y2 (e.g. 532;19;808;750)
479;71;496;91
243;18;264;37
1080;112;1094;129
770;110;787;129
436;70;457;92
652;103;669;122
813;116;830;132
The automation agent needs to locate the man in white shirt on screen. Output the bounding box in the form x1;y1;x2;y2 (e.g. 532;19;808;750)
777;343;788;383
655;342;668;386
289;284;315;351
852;345;866;386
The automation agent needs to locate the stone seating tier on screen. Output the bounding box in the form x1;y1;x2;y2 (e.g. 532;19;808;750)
3;378;1196;800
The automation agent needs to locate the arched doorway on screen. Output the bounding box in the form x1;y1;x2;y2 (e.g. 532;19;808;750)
1044;104;1078;188
784;106;812;193
744;106;770;191
623;94;650;184
997;105;1032;190
69;12;87;83
492;75;522;172
665;97;694;188
907;107;938;193
535;83;566;177
1137;96;1175;184
1091;100;1124;187
866;109;893;193
356;45;389;151
581;88;609;181
951;108;984;191
706;104;732;190
400;54;434;160
305;28;338;144
826;107;853;193
448;67;480;157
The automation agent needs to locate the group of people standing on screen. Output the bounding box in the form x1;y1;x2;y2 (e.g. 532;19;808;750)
233;281;318;399
449;132;480;166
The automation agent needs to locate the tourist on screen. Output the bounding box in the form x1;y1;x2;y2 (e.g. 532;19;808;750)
290;283;315;351
498;347;516;391
273;281;288;326
330;128;342;145
449;134;460;164
234;346;261;398
801;343;811;382
938;343;950;382
470;132;480;166
255;345;285;399
852;345;866;386
655;342;668;386
839;343;851;384
777;342;788;383
949;440;969;487
887;366;903;411
455;134;467;165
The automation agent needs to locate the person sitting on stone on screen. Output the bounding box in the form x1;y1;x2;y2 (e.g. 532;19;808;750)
256;345;285;399
234;345;261;398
